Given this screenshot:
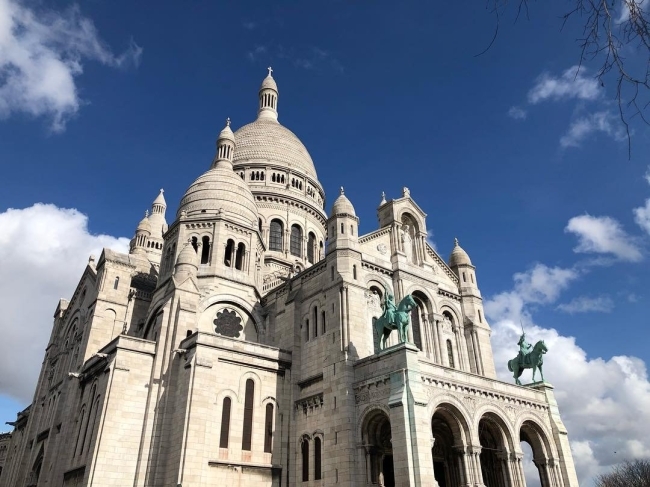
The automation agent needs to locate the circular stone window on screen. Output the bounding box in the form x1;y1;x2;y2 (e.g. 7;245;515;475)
213;308;244;338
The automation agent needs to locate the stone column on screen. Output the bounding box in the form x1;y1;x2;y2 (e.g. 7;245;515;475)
453;446;473;487
510;453;525;487
430;315;440;363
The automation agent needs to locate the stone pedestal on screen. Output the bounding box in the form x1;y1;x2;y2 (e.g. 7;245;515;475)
383;343;437;487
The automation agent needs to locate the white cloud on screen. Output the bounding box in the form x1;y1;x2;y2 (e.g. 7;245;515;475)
556;295;614;314
0;204;129;402
560;111;627;148
565;214;643;262
487;265;650;486
247;45;267;62
508;105;527;120
528;66;601;104
633;199;650;235
0;0;142;132
426;229;437;251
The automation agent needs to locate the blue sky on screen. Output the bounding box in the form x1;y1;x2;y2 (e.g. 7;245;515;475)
1;1;650;485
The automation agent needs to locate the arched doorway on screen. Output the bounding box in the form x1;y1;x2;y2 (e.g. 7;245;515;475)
478;413;513;487
431;404;471;487
362;409;394;486
520;420;556;487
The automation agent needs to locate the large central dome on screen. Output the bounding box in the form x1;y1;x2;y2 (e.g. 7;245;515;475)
233;119;318;179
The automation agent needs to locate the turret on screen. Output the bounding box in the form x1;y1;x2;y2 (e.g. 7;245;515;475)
130;211;152;255
174;241;199;282
448;238;480;295
448;238;494;377
326;187;359;254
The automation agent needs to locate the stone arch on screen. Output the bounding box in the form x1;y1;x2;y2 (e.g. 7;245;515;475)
360;405;394;486
475;407;516;452
476;409;517;487
430;400;472;487
430;400;472;445
518;416;559;487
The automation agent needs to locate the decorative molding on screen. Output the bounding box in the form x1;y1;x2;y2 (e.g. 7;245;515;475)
438;288;461;301
295;393;324;414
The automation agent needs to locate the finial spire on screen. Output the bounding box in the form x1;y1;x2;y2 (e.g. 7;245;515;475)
267;66;273;77
226;117;231;127
380;191;386;204
340;187;345;195
145;209;149;217
454;237;459;246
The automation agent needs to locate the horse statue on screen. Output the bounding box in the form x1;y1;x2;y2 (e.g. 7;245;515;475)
374;294;417;351
507;340;548;385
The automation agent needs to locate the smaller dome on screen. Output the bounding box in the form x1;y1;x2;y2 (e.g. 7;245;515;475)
218;118;235;144
331;187;356;216
136;212;151;233
176;242;198;268
260;68;278;92
449;238;472;267
152;189;167;208
177;164;259;224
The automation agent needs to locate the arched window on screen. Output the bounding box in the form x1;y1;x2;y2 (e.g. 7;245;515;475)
302;439;309;482
258;218;263;232
353;265;357;280
235;243;245;270
113;276;119;290
73;406;86;457
340;223;344;234
201;236;210;264
80;384;97;455
478;309;483;323
350;224;354;235
191;236;198;253
307;232;316;264
321;310;326;334
410;293;427;351
305;319;309;342
313;307;318;338
224;239;234;267
447;340;455;368
315;437;322;480
242;379;254;451
269;220;283;251
264;403;274;453
219;397;231;448
290;224;302;257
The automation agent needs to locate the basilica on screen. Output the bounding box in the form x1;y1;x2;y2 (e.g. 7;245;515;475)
0;70;579;487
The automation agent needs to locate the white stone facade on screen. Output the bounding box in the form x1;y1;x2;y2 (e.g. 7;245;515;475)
0;71;579;487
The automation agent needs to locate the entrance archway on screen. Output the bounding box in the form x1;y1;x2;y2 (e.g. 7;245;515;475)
362;409;394;486
431;403;471;487
520;420;556;487
478;413;513;487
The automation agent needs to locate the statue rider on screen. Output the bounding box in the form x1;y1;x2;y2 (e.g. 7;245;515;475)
517;333;532;367
381;291;397;326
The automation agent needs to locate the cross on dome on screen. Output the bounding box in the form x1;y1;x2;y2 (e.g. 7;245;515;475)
340;187;345;195
226;117;231;127
267;66;273;77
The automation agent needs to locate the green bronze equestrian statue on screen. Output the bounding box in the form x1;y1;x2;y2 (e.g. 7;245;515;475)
374;290;417;351
508;332;548;385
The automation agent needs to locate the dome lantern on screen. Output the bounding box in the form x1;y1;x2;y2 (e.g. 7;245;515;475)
258;66;279;121
212;118;236;168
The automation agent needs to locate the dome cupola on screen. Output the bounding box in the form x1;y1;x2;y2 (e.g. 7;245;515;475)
331;187;356;216
449;238;472;267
